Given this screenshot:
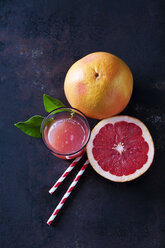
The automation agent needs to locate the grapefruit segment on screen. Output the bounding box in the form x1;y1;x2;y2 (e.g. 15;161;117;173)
87;116;155;182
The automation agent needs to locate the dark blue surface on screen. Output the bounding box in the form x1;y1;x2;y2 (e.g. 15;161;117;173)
0;0;165;247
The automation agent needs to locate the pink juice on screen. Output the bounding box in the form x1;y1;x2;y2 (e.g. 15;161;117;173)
43;110;90;159
48;119;86;153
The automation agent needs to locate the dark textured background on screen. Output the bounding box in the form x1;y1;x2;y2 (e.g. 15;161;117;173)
0;0;165;247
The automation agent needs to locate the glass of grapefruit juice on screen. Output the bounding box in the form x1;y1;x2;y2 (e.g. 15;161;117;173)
41;107;90;159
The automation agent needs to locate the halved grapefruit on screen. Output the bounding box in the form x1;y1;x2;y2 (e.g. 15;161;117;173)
87;116;155;182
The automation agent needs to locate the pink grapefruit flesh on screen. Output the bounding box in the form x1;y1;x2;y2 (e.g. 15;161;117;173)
87;116;155;182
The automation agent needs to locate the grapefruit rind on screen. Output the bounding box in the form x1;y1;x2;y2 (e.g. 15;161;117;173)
64;52;133;119
86;116;155;182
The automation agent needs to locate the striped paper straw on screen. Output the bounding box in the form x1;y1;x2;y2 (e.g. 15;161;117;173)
49;155;83;194
47;159;89;225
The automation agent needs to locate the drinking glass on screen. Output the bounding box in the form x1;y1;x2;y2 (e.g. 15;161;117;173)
41;107;91;159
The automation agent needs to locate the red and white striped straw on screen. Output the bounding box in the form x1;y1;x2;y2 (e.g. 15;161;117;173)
49;155;83;194
47;159;89;225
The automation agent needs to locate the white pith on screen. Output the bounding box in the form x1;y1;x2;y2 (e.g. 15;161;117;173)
87;116;155;182
112;142;125;154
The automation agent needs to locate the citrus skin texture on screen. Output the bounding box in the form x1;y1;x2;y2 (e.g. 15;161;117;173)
64;52;133;119
87;116;155;182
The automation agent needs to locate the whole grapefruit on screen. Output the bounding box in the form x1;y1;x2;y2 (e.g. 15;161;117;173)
64;52;133;119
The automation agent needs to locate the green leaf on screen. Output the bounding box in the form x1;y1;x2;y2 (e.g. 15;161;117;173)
14;115;44;138
70;110;75;118
43;94;65;113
